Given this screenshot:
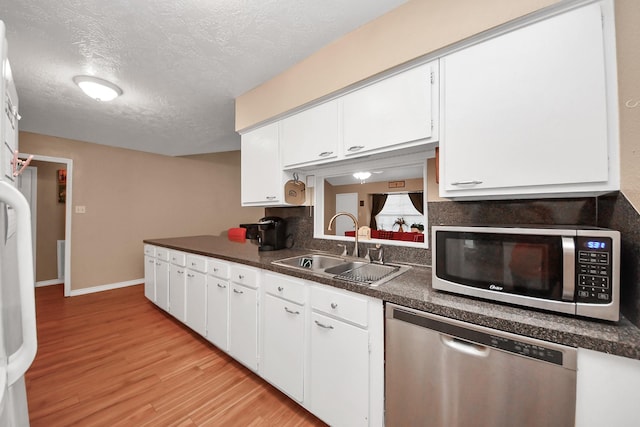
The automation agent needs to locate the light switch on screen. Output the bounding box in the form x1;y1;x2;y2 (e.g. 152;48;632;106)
75;205;86;214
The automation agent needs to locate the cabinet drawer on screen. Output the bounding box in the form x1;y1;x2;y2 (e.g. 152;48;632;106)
144;244;156;257
264;273;306;305
187;255;207;273
156;247;170;261
170;251;186;266
208;259;230;279
311;286;368;328
230;265;259;289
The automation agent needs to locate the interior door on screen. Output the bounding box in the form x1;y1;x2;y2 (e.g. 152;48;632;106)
335;193;358;236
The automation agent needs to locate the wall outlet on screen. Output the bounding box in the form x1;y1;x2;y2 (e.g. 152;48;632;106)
75;205;86;214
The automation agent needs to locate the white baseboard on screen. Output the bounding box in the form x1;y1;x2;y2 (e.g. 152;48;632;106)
69;278;143;296
36;279;63;287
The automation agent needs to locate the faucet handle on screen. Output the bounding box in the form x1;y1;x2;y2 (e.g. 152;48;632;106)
337;244;348;256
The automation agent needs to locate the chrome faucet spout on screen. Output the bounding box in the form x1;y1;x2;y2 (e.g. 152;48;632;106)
328;212;359;258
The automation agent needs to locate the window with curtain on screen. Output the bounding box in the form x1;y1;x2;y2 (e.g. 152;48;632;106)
375;193;423;231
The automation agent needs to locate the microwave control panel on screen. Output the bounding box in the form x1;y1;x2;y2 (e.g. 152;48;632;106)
576;236;613;304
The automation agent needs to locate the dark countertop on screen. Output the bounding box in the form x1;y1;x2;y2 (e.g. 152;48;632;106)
144;235;640;360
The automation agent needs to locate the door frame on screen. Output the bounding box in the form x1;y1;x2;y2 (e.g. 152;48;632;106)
20;153;73;297
17;166;37;279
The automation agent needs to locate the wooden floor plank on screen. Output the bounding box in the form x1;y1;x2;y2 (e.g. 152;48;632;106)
26;284;326;427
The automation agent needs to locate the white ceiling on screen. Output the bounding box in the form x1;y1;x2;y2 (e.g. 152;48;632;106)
0;0;408;156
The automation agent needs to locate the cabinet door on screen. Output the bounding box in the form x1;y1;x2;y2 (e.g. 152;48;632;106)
576;348;640;427
155;259;170;311
262;295;304;402
206;277;229;351
342;62;435;157
309;312;369;427
185;270;207;337
440;3;611;198
241;122;283;206
144;255;156;302
228;283;258;371
169;264;187;322
281;100;339;168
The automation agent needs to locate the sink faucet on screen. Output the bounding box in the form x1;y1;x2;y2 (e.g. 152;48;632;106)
327;212;359;258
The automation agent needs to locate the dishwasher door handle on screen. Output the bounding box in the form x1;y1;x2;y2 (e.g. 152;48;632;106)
441;335;490;358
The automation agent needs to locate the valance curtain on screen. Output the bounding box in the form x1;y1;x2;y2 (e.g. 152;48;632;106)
369;194;388;230
408;192;424;215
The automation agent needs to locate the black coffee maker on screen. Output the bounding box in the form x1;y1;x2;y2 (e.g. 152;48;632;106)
241;216;287;251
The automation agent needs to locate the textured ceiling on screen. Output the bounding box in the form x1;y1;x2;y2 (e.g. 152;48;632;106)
0;0;408;156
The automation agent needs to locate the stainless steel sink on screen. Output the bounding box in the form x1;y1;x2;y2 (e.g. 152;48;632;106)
323;261;369;275
273;254;346;272
272;253;410;287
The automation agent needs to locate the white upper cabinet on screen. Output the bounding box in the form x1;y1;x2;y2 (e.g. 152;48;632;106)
439;2;618;199
241;122;285;206
342;61;438;157
281;99;340;168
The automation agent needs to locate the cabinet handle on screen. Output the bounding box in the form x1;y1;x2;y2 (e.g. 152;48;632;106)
315;320;334;329
238;274;245;280
277;286;284;292
177;270;184;274
233;288;244;294
330;302;338;309
450;180;483;186
148;260;154;264
213;267;219;272
347;145;364;152
191;262;197;266
156;262;161;266
284;307;300;315
318;151;333;157
217;283;227;289
187;273;194;278
266;196;277;200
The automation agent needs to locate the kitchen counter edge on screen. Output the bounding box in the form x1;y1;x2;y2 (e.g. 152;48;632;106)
144;235;640;360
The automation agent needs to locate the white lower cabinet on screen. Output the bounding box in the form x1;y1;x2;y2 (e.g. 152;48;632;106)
308;284;381;427
169;262;187;322
228;264;260;371
575;348;640;426
310;311;369;427
154;248;170;312
185;255;208;337
261;273;307;402
206;278;229;350
143;255;156;302
229;282;259;371
143;249;384;426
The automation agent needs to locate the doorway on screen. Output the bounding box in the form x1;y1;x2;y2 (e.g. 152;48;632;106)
18;154;73;297
334;193;358;236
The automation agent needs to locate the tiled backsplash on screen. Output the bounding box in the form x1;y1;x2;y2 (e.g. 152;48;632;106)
266;192;640;327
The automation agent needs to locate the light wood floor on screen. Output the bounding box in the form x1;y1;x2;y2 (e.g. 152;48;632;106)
26;284;327;426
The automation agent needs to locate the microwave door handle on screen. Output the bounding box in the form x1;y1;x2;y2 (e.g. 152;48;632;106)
561;237;576;301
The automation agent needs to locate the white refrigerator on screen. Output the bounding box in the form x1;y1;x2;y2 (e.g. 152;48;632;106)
0;19;37;426
0;180;37;426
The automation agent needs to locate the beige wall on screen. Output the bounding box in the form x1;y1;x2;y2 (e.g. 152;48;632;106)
615;0;640;210
236;0;640;210
20;132;263;291
30;160;66;282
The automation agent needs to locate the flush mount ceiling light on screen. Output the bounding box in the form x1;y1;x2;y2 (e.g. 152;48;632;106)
73;75;122;101
353;171;372;183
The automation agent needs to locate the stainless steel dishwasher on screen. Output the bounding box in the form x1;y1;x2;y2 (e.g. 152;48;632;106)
385;303;577;427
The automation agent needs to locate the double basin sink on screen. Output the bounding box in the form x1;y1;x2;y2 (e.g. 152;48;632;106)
272;253;410;287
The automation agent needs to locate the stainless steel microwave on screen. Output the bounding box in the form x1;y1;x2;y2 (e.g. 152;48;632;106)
432;225;620;321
